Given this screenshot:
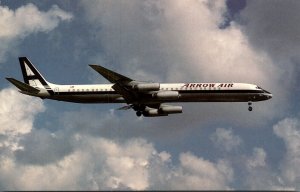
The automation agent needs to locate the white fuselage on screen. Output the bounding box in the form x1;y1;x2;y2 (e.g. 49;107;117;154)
7;57;273;116
24;82;272;104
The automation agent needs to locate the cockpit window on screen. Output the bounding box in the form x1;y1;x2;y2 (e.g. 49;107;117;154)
257;86;271;94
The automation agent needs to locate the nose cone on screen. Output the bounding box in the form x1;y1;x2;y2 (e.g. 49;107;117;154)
268;94;272;99
265;93;272;100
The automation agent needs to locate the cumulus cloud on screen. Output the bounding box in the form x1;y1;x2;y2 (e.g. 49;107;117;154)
240;0;300;63
0;87;233;190
239;0;300;110
0;134;233;190
0;3;72;63
210;128;242;152
82;0;277;83
273;118;300;189
80;0;281;125
3;0;300;190
167;152;233;190
0;87;45;150
246;147;266;170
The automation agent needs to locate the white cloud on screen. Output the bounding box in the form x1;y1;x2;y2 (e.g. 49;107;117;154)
81;0;282;124
273;118;300;189
0;3;72;63
82;0;278;84
246;147;266;170
0;87;45;150
167;152;233;190
210;128;242;152
0;134;234;190
3;1;300;190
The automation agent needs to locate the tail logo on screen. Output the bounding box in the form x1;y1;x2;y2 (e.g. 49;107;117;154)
19;57;54;95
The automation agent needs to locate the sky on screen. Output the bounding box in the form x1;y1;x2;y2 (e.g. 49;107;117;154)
0;0;300;190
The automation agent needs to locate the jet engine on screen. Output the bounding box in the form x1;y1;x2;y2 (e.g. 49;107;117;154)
142;105;182;117
132;83;160;92
153;91;180;100
142;108;168;117
159;105;182;114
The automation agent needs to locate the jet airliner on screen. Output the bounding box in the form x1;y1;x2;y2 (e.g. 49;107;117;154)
6;57;272;117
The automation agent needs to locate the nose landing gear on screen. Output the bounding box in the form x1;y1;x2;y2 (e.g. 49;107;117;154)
248;102;253;111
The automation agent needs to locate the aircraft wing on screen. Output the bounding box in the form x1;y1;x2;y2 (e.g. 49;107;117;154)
89;64;183;117
89;64;138;103
89;65;132;83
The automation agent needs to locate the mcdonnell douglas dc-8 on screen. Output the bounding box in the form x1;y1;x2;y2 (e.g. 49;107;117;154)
6;57;272;117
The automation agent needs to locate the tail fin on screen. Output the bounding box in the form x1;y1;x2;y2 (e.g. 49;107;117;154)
19;57;50;88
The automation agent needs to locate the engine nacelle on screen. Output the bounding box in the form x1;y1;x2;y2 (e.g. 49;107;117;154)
153;91;179;100
142;105;182;117
142;108;168;117
132;83;160;92
159;105;182;114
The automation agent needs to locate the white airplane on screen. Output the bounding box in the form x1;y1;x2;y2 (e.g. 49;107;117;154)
6;57;272;117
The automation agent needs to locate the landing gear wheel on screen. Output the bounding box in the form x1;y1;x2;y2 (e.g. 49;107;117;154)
248;106;253;111
248;101;253;111
136;111;142;117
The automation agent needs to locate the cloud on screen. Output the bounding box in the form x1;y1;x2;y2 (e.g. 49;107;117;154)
0;3;72;63
1;87;298;190
80;0;281;125
246;147;266;170
239;0;300;109
210;128;242;152
3;0;300;190
0;133;233;190
167;152;233;190
0;87;45;150
0;87;232;190
240;0;300;63
273;118;300;189
82;0;277;83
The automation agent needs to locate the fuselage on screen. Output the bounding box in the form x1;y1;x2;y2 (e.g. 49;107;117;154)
22;82;272;104
7;57;273;116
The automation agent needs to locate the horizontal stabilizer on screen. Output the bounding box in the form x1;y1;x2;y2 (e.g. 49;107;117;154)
89;64;132;83
6;78;40;93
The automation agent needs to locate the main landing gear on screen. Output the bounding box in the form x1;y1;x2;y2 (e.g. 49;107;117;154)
136;111;142;117
248;102;253;111
133;105;145;117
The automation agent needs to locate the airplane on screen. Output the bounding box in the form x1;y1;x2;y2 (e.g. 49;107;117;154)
6;57;272;117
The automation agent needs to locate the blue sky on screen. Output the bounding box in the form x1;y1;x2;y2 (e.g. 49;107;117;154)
0;0;300;190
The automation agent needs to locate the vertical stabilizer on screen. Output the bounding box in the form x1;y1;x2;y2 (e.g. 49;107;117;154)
19;57;50;88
